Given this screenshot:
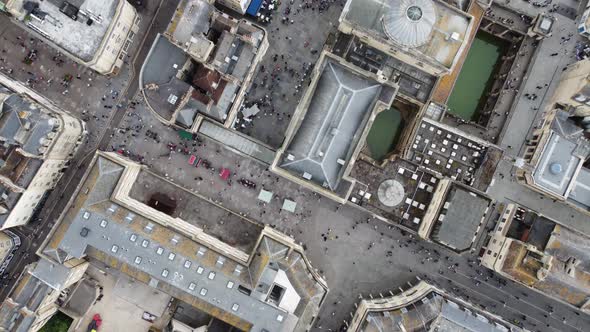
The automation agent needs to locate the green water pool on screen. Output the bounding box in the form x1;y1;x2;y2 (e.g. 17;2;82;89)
366;107;403;161
447;32;507;121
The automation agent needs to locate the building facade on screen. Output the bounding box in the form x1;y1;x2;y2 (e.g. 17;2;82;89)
0;230;19;274
2;0;140;76
0;74;85;230
216;0;252;14
348;280;524;331
30;151;327;331
0;258;89;332
579;5;590;40
549;58;590;117
480;203;590;312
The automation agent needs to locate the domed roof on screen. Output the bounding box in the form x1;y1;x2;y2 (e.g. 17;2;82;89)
382;0;437;48
377;179;405;207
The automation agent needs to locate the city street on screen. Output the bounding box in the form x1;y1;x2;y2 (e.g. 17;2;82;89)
235;0;345;148
106;98;589;331
0;0;588;330
0;0;178;300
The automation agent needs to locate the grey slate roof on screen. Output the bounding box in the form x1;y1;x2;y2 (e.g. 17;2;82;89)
30;258;74;291
533;132;580;197
438;299;508;332
141;34;190;86
0;265;53;332
570;167;590;209
0;95;25;144
212;32;255;81
176;106;198;128
171;0;212;45
0;93;58;156
21;118;54;155
363;291;511;331
281;60;382;190
43;153;327;332
432;186;489;251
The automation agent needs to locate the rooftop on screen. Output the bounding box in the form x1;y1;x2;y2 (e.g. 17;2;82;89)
41;152;327;331
532;111;590;209
279;55;395;192
0;231;15;266
0;89;60;157
168;0;212;47
340;0;473;71
23;0;119;61
142;4;265;128
0;263;52;332
128;169;263;253
331;33;437;102
0;85;64;228
430;185;490;251
533;132;581;196
350;158;440;232
211;30;256;81
500;206;590;309
407;118;500;191
141;34;191;121
349;280;521;331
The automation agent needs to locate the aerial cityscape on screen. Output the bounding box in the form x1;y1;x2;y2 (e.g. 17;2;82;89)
0;0;588;331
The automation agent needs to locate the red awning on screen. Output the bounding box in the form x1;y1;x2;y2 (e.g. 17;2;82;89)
220;168;230;180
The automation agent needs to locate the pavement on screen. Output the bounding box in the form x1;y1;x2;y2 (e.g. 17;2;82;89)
107;90;590;332
485;3;590;236
0;0;589;331
235;0;345;148
0;0;172;301
442;6;538;143
74;264;171;332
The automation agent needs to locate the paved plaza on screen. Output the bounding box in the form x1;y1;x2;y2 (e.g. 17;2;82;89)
109;95;590;331
0;0;590;330
236;0;345;148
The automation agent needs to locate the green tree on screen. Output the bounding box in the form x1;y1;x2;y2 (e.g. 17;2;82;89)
39;312;73;332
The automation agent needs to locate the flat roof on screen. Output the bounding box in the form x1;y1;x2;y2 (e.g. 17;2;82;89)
42;152;326;331
129;169;262;253
570;167;590;208
350;159;439;232
533;132;581;197
407;118;499;192
432;186;489;251
25;0;119;61
140;34;191;121
169;0;212;46
502;210;590;308
280;58;384;191
545;224;590;271
141;34;190;86
340;0;472;70
361;287;513;331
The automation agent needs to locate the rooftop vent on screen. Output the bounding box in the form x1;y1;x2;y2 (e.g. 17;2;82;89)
59;2;79;21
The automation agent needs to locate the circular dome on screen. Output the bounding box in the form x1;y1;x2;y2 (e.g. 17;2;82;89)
382;0;437;48
406;6;423;21
377;179;405;207
550;162;563;175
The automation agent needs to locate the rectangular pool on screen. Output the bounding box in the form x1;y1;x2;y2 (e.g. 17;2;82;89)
446;32;507;121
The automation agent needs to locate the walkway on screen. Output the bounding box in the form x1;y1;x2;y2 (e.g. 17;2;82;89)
431;2;485;103
198;120;276;164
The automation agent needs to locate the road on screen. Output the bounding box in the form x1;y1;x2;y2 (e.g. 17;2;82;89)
0;0;179;301
0;0;588;331
108;99;589;332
